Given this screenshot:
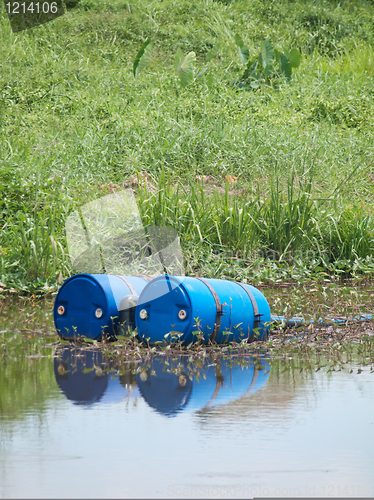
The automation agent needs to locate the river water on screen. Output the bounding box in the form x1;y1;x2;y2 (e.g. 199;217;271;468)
1;335;373;499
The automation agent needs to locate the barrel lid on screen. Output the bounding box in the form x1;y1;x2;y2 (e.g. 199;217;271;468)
136;276;192;343
54;274;109;340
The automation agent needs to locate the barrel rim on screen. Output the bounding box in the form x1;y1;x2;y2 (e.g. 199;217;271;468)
136;274;194;343
54;273;111;340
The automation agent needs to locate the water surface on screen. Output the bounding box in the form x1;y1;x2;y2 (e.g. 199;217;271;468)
1;336;373;499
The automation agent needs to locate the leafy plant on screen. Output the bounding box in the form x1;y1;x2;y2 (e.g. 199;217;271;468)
133;40;196;90
133;39;162;89
234;37;300;89
174;48;196;88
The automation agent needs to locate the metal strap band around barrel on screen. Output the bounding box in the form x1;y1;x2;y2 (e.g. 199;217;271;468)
134;274;153;282
115;274;153;295
235;282;260;318
235;282;262;340
115;275;136;295
196;278;223;343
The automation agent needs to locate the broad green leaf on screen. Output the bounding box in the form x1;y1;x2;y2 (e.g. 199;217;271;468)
174;47;184;74
175;50;196;87
133;39;153;78
234;34;250;64
205;43;221;63
234;34;244;48
279;53;292;79
238;45;250;65
242;58;258;80
260;39;274;69
285;48;301;68
264;62;274;78
274;48;281;64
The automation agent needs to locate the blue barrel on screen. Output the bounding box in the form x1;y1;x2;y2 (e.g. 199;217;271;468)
135;275;271;345
54;273;149;340
136;356;270;416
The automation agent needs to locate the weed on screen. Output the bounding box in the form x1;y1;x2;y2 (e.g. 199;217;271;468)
234;37;301;89
1;0;374;291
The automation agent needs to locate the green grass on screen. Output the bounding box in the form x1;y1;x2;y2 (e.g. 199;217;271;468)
1;0;374;292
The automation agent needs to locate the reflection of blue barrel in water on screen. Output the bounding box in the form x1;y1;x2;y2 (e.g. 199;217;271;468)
136;356;270;416
54;348;139;405
135;276;271;345
136;358;193;415
54;273;149;340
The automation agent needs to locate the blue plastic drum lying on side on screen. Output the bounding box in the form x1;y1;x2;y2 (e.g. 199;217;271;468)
54;273;149;340
135;275;271;345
